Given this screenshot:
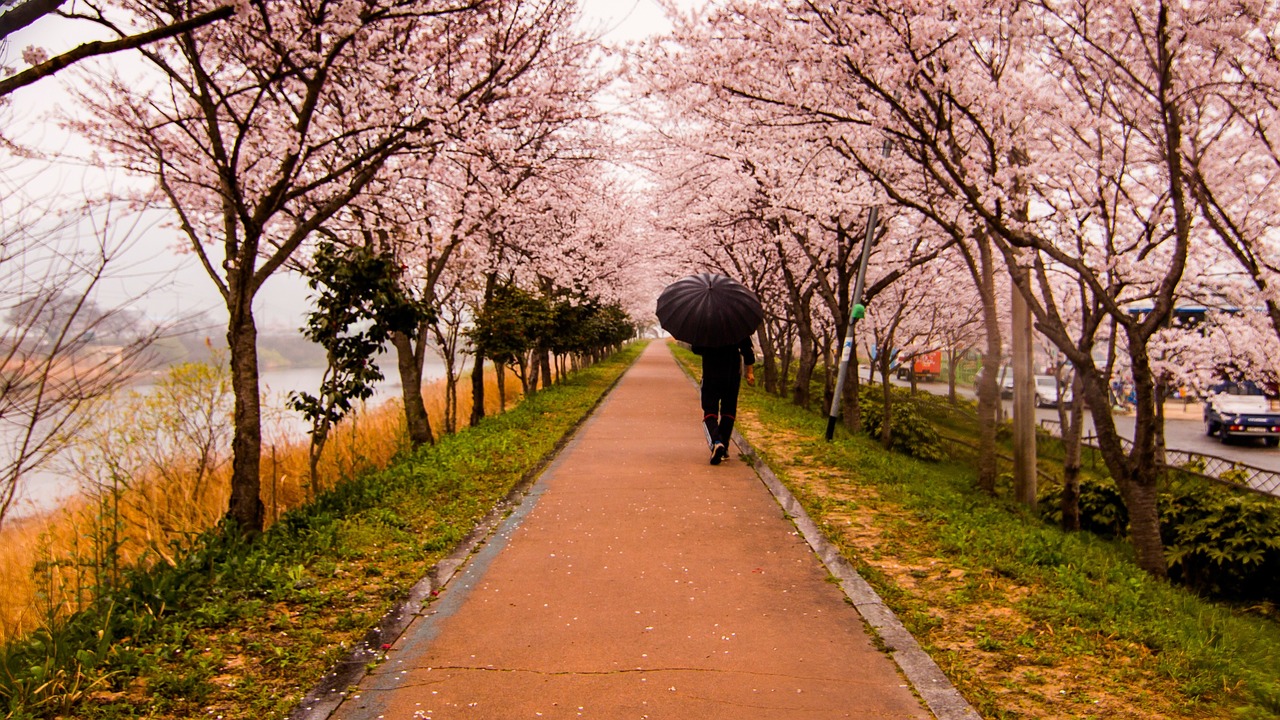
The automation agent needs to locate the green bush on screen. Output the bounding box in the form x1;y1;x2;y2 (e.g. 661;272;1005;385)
1161;480;1280;602
857;386;946;462
1040;476;1280;603
1039;476;1129;538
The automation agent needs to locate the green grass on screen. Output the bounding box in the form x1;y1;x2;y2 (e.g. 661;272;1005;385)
673;344;1280;719
0;342;645;720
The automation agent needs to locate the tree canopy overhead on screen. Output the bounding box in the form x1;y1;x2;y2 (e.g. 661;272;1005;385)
4;0;1280;572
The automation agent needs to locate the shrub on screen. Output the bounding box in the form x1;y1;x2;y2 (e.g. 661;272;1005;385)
1040;476;1280;603
1161;480;1280;602
858;386;946;462
1039;476;1129;538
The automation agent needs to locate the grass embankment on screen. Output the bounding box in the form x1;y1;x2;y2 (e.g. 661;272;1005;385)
1;342;644;720
673;346;1280;720
0;361;518;644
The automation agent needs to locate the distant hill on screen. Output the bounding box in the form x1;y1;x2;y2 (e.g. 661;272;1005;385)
147;328;327;369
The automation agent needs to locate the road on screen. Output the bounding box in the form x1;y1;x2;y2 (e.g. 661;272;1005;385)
888;374;1280;474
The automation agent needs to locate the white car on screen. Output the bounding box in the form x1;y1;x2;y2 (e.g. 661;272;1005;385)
993;370;1070;406
1033;375;1072;408
975;365;1014;397
1203;382;1280;446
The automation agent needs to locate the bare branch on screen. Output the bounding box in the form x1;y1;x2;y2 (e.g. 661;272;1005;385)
0;4;235;98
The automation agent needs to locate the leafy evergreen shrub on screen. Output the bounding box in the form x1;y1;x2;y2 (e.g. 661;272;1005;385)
857;386;945;461
1039;476;1129;538
1040;476;1280;603
1161;480;1280;602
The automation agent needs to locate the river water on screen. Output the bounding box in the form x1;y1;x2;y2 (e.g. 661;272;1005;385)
6;357;453;519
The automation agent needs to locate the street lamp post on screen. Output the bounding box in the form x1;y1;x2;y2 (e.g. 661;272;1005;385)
825;205;877;441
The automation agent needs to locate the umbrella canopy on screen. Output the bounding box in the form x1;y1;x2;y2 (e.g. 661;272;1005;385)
656;273;764;347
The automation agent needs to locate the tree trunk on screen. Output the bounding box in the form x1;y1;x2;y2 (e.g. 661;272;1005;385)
843;353;863;433
779;345;794;398
470;273;498;427
1011;284;1037;509
1083;356;1167;577
1119;471;1166;575
1121;354;1169;577
226;308;264;535
307;423;327;499
879;354;893;449
759;331;780;394
443;353;458;435
792;325;817;409
496;359;508;411
1154;377;1168;466
975;238;1002;495
821;329;836;414
521;352;536;395
470;348;486;427
947;349;960;403
540;348;553;389
392;329;434;447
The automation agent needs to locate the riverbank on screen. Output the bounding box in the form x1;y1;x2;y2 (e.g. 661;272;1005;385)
0;353;503;647
6;357;457;520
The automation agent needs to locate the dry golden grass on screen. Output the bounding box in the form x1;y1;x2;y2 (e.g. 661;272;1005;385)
0;368;521;644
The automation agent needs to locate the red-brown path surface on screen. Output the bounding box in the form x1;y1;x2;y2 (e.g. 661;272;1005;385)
328;342;934;719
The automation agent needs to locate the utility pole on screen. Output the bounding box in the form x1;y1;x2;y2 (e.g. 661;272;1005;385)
1011;283;1037;507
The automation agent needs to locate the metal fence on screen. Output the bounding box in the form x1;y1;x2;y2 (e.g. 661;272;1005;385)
1039;420;1280;498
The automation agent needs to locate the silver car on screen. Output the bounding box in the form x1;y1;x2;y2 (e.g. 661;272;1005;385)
1034;375;1072;408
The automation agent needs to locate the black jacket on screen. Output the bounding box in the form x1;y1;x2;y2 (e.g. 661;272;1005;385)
692;338;756;379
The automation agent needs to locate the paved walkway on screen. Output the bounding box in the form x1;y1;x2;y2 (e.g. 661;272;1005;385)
324;342;944;719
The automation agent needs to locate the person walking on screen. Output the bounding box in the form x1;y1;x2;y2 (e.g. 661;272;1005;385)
692;337;756;464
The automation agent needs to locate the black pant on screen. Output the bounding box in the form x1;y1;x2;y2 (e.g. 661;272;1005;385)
701;373;740;447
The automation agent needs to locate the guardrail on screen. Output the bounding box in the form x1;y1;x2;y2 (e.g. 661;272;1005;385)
1039;420;1280;497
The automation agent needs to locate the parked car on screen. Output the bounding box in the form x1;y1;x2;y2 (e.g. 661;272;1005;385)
1033;375;1072;408
1203;381;1280;446
974;365;1014;398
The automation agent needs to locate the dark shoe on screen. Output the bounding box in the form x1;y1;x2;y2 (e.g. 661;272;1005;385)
711;442;728;465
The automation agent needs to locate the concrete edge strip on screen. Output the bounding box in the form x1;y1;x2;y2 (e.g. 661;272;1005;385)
731;432;982;720
289;347;642;720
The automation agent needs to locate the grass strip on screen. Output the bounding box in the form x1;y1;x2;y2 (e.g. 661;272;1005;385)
1;342;645;720
672;345;1280;720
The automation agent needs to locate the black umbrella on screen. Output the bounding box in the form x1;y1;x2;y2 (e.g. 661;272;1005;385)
656;273;764;347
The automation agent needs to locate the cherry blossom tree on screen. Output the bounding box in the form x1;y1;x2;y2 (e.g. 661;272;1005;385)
861;262;937;447
372;3;607;439
924;251;987;402
637;0;961;434
759;0;1271;576
74;0;573;535
633;0;1280;577
1173;10;1280;344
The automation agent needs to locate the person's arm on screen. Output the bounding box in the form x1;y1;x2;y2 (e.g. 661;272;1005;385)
740;338;756;386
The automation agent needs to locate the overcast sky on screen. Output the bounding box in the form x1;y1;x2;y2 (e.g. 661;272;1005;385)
3;0;682;332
